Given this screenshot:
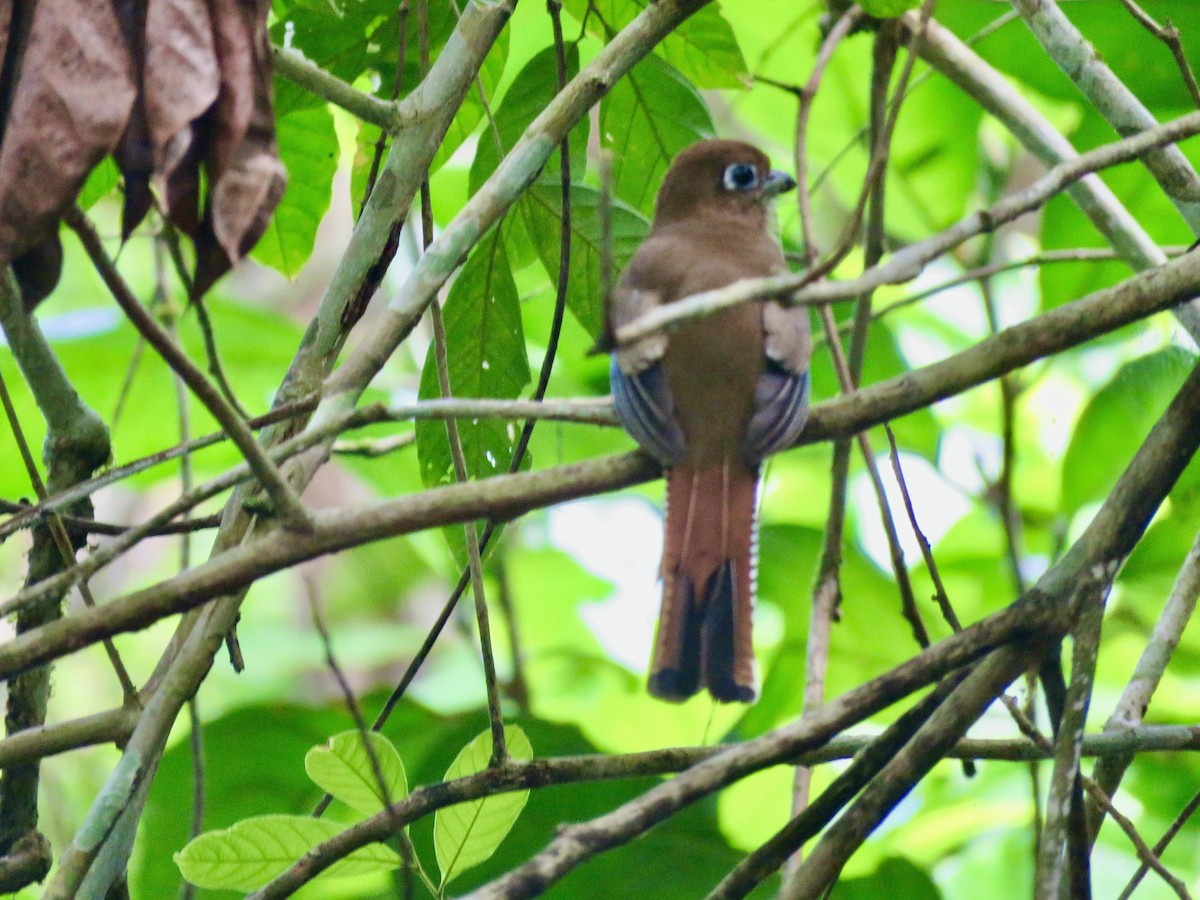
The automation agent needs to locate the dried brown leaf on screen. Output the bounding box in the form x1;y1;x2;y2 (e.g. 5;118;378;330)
114;0;154;237
190;0;285;293
209;0;268;177
0;1;12;81
144;0;218;198
0;0;136;272
12;233;62;311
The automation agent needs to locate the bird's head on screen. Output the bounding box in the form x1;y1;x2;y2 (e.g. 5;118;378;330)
650;139;796;230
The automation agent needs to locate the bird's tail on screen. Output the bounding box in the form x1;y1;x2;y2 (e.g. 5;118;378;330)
649;460;759;703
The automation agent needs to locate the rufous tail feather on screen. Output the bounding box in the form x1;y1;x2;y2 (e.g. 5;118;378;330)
649;460;759;702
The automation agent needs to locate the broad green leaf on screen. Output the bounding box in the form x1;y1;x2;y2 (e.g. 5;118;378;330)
435;725;533;886
79;158;120;210
468;45;585;196
520;182;649;339
137;701;446;897
274;0;455;99
466;45;585;271
1061;347;1199;515
174;814;400;891
415;230;531;489
658;6;749;89
833;857;941;899
564;0;747;89
938;0;1200;107
304;730;408;817
252;104;337;278
601;53;714;215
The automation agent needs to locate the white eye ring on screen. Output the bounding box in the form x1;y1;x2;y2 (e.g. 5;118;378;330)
723;163;759;192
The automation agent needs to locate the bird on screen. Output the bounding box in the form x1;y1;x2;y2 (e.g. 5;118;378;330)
607;139;812;703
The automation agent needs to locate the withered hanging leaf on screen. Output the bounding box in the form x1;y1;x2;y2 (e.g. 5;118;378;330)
208;0;264;175
0;1;12;87
0;0;285;307
192;145;286;296
192;0;286;295
114;0;154;238
0;0;136;305
116;99;154;239
11;234;62;311
144;0;219;230
164;135;204;236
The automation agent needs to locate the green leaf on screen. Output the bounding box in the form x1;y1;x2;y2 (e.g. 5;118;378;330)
520;182;649;339
469;45;585;196
174;814;400;891
601;53;714;215
435;725;533;887
831;856;942;898
274;0;455;99
415;230;531;488
1061;347;1199;515
938;0;1200;107
79;157;120;210
304;730;408;817
658;5;749;88
859;0;920;17
252;104;337;278
563;0;746;89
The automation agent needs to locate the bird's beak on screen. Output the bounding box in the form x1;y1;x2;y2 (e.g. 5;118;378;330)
761;169;797;198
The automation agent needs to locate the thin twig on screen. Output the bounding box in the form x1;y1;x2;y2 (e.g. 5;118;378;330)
1118;789;1200;900
0;395;607;544
358;0;578;752
63;206;313;533
780;646;1033;898
305;575;428;895
1035;575;1110;897
711;673;968;899
1117;0;1200;109
884;425;960;631
1089;529;1200;838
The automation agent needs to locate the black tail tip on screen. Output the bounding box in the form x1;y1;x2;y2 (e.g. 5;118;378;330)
648;670;697;703
708;679;757;704
648;670;756;704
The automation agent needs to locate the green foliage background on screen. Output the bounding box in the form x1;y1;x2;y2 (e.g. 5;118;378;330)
5;0;1200;896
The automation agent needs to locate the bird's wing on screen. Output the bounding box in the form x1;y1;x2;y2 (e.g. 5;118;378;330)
610;285;668;375
610;355;686;465
608;250;686;466
746;299;813;462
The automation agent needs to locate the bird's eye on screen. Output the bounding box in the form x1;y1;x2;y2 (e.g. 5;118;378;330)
722;163;759;192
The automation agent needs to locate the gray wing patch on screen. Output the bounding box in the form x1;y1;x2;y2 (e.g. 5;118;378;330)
746;298;812;463
610;356;686;466
745;366;810;463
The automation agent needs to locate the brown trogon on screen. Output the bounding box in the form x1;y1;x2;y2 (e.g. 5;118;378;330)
608;139;812;703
